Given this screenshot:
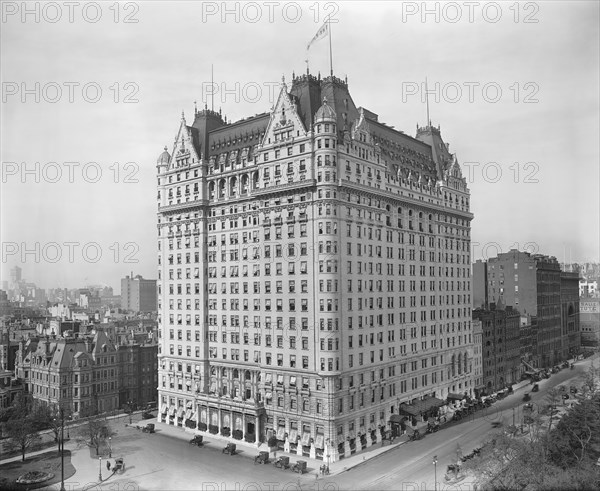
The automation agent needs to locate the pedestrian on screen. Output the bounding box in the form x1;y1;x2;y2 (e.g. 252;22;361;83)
107;461;111;471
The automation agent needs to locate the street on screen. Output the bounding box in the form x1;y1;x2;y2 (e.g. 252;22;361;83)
40;355;596;491
332;356;597;491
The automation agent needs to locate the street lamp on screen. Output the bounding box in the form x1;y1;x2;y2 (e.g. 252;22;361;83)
54;407;66;491
108;437;112;458
433;455;438;491
99;456;103;481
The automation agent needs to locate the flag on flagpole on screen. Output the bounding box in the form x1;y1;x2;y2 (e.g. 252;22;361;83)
307;21;329;51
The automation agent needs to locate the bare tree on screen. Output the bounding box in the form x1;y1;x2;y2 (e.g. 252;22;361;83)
76;415;115;456
4;416;41;462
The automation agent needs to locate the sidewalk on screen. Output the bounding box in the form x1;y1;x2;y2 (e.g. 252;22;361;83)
150;419;412;477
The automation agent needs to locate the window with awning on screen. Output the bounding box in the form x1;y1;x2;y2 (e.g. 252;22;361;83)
301;432;311;446
265;373;272;383
161;405;168;414
277;374;283;385
276;427;286;440
169;406;176;416
315;434;324;449
177;407;184;418
288;429;298;442
265;392;272;400
290;376;296;386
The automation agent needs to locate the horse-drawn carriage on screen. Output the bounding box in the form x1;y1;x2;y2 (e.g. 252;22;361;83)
113;458;125;474
141;423;155;433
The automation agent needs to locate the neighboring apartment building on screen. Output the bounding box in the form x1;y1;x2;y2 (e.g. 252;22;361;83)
156;73;474;461
472;319;484;396
14;329;158;416
472;304;521;393
580;298;600;349
121;275;158;313
560;271;581;359
473;250;573;368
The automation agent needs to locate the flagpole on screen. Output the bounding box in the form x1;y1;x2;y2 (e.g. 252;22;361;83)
328;15;333;76
425;77;430;126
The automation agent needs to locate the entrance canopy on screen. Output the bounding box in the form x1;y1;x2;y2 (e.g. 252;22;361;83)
399;396;444;416
447;393;466;401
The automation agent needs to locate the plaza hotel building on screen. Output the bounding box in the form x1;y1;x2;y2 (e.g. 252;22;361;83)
156;72;474;461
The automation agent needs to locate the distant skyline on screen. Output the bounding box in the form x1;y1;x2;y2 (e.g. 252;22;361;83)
2;1;599;289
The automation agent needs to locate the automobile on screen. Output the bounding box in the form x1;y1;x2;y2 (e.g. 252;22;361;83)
523;403;534;411
532;384;540;392
254;451;269;464
141;412;154;420
558;385;567;393
222;443;236;455
291;460;307;474
523;393;531;402
189;435;204;447
273;456;290;470
570;386;578;394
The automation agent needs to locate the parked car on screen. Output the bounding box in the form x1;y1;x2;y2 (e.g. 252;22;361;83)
273;456;290;470
532;384;539;392
291;460;307;474
222;443;236;455
254;451;269;464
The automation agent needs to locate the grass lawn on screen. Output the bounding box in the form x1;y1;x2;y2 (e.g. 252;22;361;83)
0;449;75;490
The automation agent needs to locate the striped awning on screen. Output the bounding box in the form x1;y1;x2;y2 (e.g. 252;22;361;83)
169;406;177;416
186;400;193;409
301;432;311;446
161;405;168;415
177;407;184;418
185;410;192;420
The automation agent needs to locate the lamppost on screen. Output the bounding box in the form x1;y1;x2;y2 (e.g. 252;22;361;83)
99;456;103;481
433;455;438;491
108;437;112;458
57;407;66;491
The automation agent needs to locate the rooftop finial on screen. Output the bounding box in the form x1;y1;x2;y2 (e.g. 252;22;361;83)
194;100;197;115
282;74;285;84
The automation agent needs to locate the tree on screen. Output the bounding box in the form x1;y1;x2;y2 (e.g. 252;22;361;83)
77;414;114;456
4;416;41;462
547;393;600;469
461;394;600;490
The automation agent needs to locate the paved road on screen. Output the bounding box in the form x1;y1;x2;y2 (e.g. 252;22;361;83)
331;356;597;491
36;355;595;491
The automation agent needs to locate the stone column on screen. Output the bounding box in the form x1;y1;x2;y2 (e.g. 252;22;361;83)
344;440;351;458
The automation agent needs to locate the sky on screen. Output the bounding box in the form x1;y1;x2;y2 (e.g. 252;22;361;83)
1;0;599;291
